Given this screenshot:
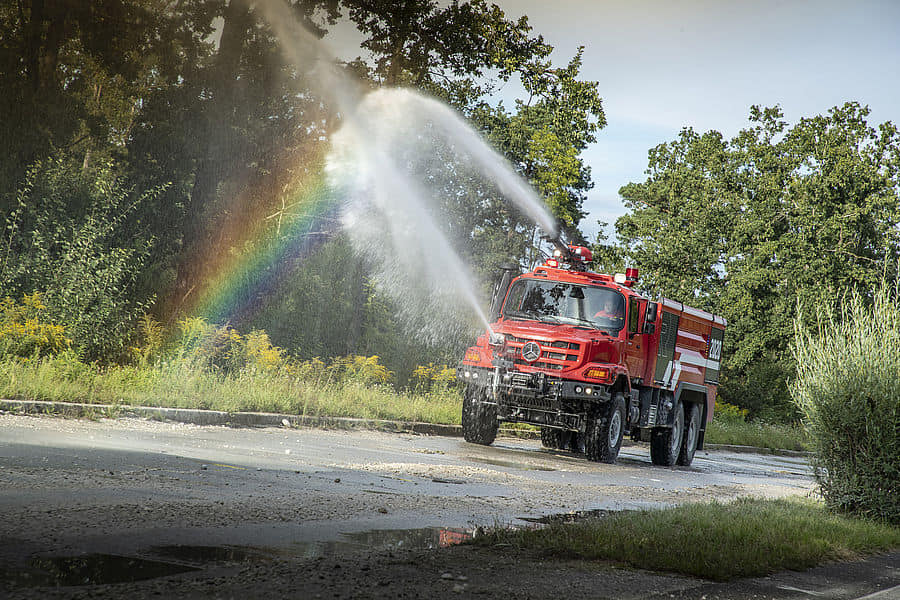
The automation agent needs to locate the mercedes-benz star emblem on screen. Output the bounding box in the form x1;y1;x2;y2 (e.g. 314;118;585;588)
521;341;541;363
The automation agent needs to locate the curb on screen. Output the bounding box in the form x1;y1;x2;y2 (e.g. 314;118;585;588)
0;399;466;437
0;399;807;455
703;443;811;458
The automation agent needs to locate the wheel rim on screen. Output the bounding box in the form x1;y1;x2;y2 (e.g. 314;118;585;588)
669;405;683;456
686;410;698;453
607;410;622;448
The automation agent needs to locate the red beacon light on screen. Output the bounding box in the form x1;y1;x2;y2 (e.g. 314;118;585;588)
615;267;640;287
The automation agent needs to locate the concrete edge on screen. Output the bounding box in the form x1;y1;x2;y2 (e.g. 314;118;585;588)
0;399;809;456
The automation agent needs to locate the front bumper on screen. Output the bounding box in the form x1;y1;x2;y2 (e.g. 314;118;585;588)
457;363;611;431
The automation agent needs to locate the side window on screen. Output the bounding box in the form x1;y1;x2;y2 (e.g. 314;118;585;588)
627;297;640;333
502;282;525;314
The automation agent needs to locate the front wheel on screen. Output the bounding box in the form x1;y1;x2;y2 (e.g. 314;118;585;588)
462;384;498;445
585;394;626;464
677;403;701;466
650;401;684;466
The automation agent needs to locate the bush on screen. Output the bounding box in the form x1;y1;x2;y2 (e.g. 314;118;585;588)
792;283;900;524
712;399;749;425
328;354;394;386
0;293;70;359
411;362;457;392
0;158;164;361
167;317;294;376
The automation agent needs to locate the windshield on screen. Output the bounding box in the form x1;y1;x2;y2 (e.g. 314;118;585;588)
502;279;626;332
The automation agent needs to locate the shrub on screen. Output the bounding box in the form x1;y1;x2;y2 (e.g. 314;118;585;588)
0;293;70;359
0;158;164;361
713;399;749;425
411;362;457;392
131;314;165;365
792;283;900;524
327;355;394;386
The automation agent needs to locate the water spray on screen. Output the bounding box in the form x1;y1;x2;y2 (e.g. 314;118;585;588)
255;0;561;341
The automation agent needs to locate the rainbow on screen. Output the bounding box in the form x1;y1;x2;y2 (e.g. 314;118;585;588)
178;151;341;326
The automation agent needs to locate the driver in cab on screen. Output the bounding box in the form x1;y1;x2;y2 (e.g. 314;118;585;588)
594;297;624;328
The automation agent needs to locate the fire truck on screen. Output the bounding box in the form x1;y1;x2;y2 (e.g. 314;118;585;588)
457;242;726;466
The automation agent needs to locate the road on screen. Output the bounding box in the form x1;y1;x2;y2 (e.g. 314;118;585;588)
6;412;887;600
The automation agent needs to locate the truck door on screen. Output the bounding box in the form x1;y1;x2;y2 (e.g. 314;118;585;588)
654;311;680;388
625;297;650;382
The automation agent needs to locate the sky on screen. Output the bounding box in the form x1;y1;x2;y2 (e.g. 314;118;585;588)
327;0;900;241
495;0;900;240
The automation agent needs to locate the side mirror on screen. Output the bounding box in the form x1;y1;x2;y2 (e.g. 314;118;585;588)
646;302;658;323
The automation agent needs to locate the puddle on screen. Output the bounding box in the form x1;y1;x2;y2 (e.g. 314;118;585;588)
290;527;473;558
151;545;273;564
3;554;199;588
3;529;475;589
468;457;556;471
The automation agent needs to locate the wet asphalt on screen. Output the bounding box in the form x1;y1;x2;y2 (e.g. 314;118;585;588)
0;413;896;599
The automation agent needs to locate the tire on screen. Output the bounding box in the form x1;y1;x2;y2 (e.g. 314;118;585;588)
462;384;498;445
570;432;586;454
650;400;684;466
540;427;573;450
585;393;626;464
677;403;701;466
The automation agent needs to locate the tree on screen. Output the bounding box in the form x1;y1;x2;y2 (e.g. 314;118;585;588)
1;157;162;361
617;103;900;418
343;2;605;264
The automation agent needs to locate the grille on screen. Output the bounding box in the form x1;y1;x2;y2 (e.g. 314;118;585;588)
503;336;582;373
514;359;564;370
510;396;554;411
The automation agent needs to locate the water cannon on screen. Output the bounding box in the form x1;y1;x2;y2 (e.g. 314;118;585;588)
542;234;593;272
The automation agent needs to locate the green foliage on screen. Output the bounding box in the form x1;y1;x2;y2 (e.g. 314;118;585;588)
713;399;750;425
703;398;807;450
411;362;458;392
476;497;900;581
167;317;294;376
0;1;610;383
0;293;70;359
617;103;900;418
327;355;395;387
131;314;165;365
792;283;900;524
1;158;161;361
345;0;552;102
0;350;462;425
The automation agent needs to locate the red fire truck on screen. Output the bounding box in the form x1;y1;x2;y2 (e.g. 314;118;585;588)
457;243;726;466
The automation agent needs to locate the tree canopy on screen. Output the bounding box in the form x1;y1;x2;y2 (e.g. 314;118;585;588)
616;102;900;417
0;0;605;378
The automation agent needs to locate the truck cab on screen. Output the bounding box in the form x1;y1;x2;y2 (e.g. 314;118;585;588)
458;246;726;466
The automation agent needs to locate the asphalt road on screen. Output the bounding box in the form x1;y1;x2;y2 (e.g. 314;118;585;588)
2;413;895;599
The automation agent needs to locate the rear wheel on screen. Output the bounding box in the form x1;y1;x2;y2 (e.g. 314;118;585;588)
585;394;626;464
462;384;498;445
540;427;574;450
650;401;684;466
677;403;701;466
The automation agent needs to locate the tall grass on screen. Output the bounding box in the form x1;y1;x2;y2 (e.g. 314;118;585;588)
792;283;900;524
0;353;463;425
476;497;900;581
705;399;808;451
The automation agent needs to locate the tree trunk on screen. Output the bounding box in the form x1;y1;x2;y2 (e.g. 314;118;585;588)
173;0;252;314
24;0;45;90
